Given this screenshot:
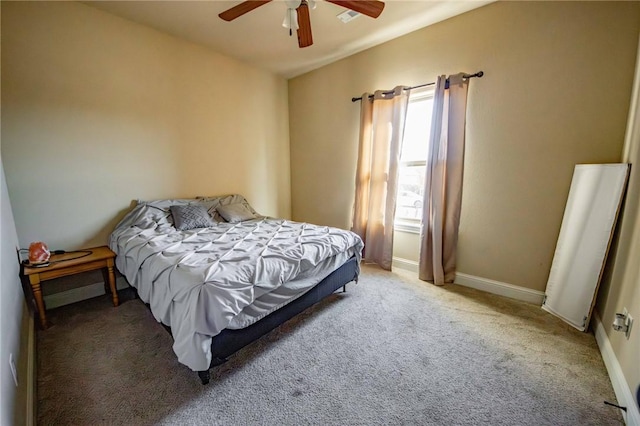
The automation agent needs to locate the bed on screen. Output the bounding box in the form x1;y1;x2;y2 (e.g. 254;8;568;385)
109;194;363;384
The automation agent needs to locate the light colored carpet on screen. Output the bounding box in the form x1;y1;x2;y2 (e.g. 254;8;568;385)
37;264;622;425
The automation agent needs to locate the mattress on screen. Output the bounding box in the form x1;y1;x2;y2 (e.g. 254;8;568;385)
109;197;364;371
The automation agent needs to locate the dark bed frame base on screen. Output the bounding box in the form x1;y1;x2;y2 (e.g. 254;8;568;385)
197;256;359;385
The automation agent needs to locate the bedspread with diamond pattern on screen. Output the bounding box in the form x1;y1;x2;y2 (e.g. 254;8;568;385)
109;198;363;371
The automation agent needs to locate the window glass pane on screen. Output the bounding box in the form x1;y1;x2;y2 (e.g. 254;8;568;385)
400;96;433;163
396;164;425;220
395;89;433;224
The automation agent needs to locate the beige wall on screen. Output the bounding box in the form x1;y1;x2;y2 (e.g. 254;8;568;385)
1;1;290;250
598;33;640;411
289;1;640;292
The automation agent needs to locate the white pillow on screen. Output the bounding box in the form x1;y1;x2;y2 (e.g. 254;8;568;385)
217;203;258;223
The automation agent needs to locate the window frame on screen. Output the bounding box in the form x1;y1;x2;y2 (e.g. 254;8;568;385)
394;86;435;234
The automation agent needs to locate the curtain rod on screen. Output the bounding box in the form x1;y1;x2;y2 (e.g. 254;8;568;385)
350;71;484;102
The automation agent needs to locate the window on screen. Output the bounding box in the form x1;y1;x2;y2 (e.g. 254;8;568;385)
395;87;434;232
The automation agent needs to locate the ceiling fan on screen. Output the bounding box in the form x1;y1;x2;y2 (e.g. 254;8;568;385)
218;0;385;48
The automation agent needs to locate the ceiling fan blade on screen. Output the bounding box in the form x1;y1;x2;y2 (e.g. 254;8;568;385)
297;1;313;48
218;1;272;21
325;0;385;19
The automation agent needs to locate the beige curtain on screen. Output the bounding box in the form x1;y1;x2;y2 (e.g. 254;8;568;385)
352;86;409;270
419;73;469;284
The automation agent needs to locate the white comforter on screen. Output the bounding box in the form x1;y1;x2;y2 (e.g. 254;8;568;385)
109;199;363;371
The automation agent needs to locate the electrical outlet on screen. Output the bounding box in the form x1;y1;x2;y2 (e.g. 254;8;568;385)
9;353;18;387
621;308;633;340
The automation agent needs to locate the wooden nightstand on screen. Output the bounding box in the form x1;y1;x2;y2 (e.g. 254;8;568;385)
22;246;119;329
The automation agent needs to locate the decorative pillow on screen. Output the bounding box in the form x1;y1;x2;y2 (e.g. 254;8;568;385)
170;204;216;231
217;203;258;223
197;194;260;222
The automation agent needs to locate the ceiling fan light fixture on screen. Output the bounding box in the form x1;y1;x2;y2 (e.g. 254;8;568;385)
284;0;302;8
282;7;299;33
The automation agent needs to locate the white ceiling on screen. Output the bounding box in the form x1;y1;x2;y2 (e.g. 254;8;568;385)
86;0;492;79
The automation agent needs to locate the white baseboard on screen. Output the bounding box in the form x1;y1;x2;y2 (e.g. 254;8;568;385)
391;257;545;305
44;277;129;309
392;257;419;273
454;272;545;305
593;312;640;426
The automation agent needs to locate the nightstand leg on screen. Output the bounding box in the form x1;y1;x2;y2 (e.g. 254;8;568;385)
29;275;48;329
106;260;119;307
101;268;109;294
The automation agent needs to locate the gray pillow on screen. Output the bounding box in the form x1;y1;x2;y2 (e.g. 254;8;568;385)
170;204;216;231
196;194;260;222
217;203;258;223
